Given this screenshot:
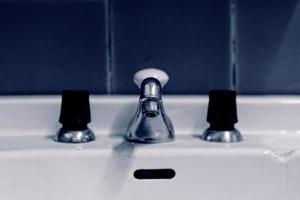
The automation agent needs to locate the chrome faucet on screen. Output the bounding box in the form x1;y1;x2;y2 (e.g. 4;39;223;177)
127;68;174;143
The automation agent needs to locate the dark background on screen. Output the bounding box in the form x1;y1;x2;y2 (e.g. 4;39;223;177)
0;0;299;95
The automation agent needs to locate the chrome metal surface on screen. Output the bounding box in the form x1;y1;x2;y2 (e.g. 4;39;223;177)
127;78;174;143
201;129;243;143
54;128;95;143
142;100;159;117
141;79;161;99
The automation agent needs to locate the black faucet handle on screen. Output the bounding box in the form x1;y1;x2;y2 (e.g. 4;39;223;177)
207;90;238;130
59;90;91;131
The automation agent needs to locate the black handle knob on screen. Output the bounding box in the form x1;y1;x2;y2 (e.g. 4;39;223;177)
59;90;91;131
207;90;238;131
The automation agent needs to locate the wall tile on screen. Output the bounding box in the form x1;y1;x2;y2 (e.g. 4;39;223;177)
112;0;231;94
237;0;300;94
0;2;106;94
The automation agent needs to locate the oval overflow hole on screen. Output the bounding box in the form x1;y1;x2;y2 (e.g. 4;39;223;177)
134;169;176;180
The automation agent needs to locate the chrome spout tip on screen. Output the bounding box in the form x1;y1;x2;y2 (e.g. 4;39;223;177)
201;129;243;143
54;128;96;143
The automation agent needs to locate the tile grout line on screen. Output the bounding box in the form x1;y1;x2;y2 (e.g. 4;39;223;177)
105;0;114;94
229;0;238;91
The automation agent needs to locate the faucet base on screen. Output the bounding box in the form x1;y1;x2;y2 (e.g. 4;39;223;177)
201;129;243;143
54;128;95;143
127;134;174;144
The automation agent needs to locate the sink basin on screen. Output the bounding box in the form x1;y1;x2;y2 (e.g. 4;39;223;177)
0;95;299;200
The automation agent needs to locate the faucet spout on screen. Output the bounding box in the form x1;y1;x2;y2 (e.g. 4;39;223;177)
140;77;161;117
142;99;160;117
126;69;174;143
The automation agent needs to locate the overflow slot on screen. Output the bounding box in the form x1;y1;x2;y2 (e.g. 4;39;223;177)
134;169;176;180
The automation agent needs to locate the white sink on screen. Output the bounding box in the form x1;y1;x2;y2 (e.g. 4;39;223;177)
0;95;300;200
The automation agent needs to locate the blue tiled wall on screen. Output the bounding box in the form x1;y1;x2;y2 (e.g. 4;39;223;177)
0;2;106;94
112;0;231;94
237;0;300;94
0;0;299;94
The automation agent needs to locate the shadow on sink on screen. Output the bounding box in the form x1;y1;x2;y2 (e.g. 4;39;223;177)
101;140;137;199
109;103;137;138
